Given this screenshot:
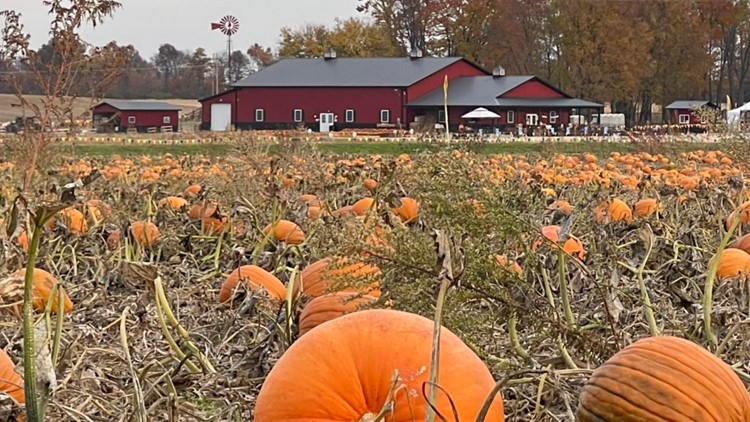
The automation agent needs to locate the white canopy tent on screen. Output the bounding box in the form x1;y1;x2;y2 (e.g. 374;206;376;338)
462;107;501;119
727;102;750;127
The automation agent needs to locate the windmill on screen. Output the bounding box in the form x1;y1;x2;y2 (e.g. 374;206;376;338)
211;15;239;83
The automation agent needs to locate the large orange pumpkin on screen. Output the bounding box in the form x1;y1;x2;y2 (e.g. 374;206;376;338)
607;198;633;224
263;220;305;245
158;196;188;210
129;221;159;247
726;201;750;231
576;336;750;421
218;265;286;304
292;258;381;299
255;309;504;422
12;268;73;314
48;207;88;234
351;198;376;217
728;233;750;255
298;292;380;336
715;248;750;280
633;198;659;218
0;348;23;405
390;197;419;224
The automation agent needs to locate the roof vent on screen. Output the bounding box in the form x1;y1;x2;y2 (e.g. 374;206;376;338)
323;47;337;60
409;47;423;59
492;65;506;77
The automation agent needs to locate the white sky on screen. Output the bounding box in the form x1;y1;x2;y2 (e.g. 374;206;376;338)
4;0;361;58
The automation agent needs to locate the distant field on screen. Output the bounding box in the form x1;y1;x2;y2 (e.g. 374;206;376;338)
0;93;200;123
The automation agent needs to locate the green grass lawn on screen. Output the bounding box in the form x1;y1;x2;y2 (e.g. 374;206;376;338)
61;139;731;158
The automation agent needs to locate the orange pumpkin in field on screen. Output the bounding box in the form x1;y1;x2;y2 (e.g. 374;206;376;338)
129;221;159;247
48;207;88;235
495;255;523;275
218;265;286;304
363;178;378;192
12;268;73;314
351;198;376;217
0;348;24;405
263;220;305;245
533;225;585;260
158;196;188;210
298;292;380;336
390;197;419;224
607;198;633;224
255;309;504;422
292;258;381;299
633;198;659;218
183;184;202;197
715;248;750;280
729;233;750;255
726;201;750;231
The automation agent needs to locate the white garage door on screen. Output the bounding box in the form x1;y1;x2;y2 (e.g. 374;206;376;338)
210;103;232;131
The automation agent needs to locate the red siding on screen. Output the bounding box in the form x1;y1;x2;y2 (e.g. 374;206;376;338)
670;109;702;125
501;80;565;98
407;60;487;101
92;104;179;130
232;87;404;126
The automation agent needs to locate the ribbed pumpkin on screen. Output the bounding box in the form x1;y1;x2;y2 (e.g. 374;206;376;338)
218;265;286;304
715;248;750;280
263;220;305;245
298;292;380;336
351;198;376;216
728;233;750;255
158;196;188;210
576;336;750;421
607;198;633;224
633;198;659;218
255;309;504;422
0;348;23;405
390;197;419;224
129;221;159;247
292;258;381;299
12;268;73;314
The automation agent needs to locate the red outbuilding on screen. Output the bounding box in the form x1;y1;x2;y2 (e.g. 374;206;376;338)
664;100;718;125
92;100;181;133
199;50;602;133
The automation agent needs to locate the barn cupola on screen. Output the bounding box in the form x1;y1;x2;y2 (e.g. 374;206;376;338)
409;47;423;59
323;47;337;60
492;65;506;77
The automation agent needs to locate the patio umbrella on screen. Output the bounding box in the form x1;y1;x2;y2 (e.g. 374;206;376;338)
461;107;501;119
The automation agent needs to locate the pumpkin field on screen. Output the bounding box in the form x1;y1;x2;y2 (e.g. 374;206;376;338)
1;136;750;421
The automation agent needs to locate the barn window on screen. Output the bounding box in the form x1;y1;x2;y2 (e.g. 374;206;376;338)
437;110;446;123
507;111;515;124
345;109;355;122
255;109;265;122
380;109;390;123
127;116;136;124
549;111;558;124
293;109;303;122
678;114;690;124
163;116;171;124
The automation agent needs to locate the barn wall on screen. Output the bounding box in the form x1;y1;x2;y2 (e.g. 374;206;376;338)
231;87;404;129
501;80;565;99
407;60;488;101
200;90;238;126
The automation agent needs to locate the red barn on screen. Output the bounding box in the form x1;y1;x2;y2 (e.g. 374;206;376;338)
199;52;601;133
92;100;181;133
664;100;718;125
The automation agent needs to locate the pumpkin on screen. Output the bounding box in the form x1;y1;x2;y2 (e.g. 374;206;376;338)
714;248;750;280
634;198;659;218
534;225;585;260
12;268;73;314
576;336;750;421
85;199;112;221
263;220;305;245
202;213;229;235
546;200;574;216
728;233;750;255
292;258;381;299
48;207;88;234
607;198;633;224
255;309;504;422
298;292;379;336
129;221;159;247
0;349;23;405
298;194;319;206
218;265;286;304
726;201;750;231
495;255;522;276
183;184;202;197
332;205;355;217
390;197;419;224
351;198;376;217
158;196;188;210
363;178;378;192
188;204;217;220
106;229;121;249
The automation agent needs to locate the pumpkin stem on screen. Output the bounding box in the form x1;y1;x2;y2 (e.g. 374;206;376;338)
636;225;659;337
22;212;44;421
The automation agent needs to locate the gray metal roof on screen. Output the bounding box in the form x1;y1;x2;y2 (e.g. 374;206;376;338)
232;57;472;87
407;76;603;108
94;100;182;111
664;100;716;110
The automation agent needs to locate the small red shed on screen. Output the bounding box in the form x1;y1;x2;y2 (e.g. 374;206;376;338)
664;100;718;125
92;100;181;133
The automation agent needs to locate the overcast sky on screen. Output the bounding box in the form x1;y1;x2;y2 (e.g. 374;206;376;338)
5;0;361;58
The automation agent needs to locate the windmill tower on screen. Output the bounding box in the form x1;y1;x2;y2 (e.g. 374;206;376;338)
211;15;240;84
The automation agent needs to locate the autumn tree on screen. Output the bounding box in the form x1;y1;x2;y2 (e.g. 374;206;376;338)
357;0;429;53
278;18;397;58
247;43;276;70
226;50;250;84
426;0;496;60
152;43;188;89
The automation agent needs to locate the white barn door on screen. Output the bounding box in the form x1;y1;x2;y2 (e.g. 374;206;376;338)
210;103;232;131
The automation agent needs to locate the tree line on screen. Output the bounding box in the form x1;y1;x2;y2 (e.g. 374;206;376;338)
4;0;750;124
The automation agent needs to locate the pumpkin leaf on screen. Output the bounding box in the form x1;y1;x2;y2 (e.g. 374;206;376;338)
5;198;19;238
